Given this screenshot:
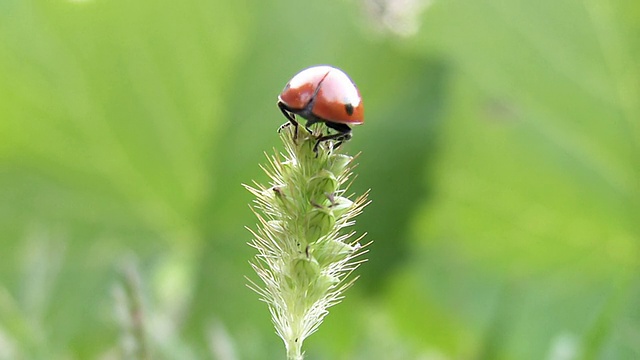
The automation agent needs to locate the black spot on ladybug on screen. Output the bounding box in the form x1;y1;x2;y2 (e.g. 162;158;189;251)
344;103;354;116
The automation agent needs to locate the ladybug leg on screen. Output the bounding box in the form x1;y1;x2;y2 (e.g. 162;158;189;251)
313;122;352;153
313;132;352;152
304;118;319;135
278;101;299;140
332;132;352;149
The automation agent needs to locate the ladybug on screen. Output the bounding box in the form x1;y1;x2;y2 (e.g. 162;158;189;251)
277;65;364;152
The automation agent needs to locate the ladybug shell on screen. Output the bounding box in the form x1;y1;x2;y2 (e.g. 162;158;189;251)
279;66;364;125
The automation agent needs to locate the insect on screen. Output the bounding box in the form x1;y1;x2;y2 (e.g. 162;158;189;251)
277;65;364;152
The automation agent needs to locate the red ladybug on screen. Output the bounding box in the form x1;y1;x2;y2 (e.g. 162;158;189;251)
277;65;364;151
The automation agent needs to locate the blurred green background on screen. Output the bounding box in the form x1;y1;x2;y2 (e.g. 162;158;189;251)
1;0;639;358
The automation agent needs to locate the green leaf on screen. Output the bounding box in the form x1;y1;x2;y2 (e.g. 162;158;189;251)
402;0;640;357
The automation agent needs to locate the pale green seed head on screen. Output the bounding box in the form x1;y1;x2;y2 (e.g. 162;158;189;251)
245;125;370;360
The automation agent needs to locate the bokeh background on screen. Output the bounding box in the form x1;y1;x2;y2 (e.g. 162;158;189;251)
1;0;639;358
